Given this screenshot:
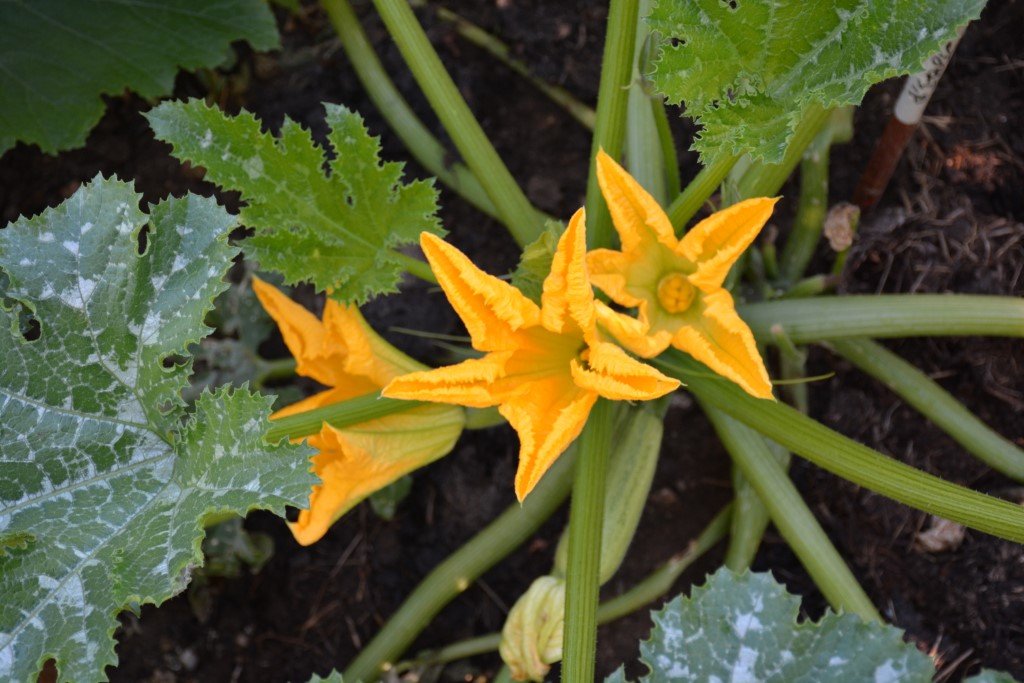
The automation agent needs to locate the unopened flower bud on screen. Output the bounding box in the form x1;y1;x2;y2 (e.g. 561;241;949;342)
499;576;566;681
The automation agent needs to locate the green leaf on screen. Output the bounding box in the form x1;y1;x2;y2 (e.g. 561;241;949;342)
199;518;274;579
0;0;278;155
648;0;984;162
619;568;931;681
0;177;315;683
146;100;443;303
510;221;564;304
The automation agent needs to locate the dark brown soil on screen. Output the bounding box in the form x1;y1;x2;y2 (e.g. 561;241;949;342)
2;1;1022;682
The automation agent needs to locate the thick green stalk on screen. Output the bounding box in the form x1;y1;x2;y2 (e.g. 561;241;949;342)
392;251;438;284
371;0;541;245
724;443;788;571
655;351;1024;543
703;407;879;620
831;337;1024;481
651;99;681;197
735;105;831;199
584;0;639;249
322;0;502;221
624;0;665;204
778;125;831;283
740;295;1024;343
425;4;596;131
265;392;421;442
562;400;613;683
666;153;740;231
343;452;576;682
410;504;732;668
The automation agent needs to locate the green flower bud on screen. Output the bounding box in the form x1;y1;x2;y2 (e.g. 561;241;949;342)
499;576;566;681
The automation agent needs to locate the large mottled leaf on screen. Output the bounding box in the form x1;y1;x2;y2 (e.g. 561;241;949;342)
0;0;278;155
0;177;315;682
147;100;443;303
609;569;1017;682
648;0;984;162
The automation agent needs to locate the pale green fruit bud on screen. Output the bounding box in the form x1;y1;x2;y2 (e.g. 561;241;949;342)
499;576;566;681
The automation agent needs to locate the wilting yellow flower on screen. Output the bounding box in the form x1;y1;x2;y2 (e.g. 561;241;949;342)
588;150;777;399
382;210;678;501
253;278;464;545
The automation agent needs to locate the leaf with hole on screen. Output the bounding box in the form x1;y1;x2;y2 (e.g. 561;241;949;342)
0;177;315;682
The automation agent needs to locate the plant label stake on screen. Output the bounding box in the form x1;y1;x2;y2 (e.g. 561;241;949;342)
852;26;966;210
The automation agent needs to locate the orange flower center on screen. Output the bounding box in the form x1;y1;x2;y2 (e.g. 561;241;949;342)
656;272;695;313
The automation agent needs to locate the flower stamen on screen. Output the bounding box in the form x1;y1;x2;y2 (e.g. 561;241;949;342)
656;272;695;313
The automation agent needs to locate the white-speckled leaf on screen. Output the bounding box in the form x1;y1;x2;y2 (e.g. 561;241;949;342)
648;0;984;162
305;671;344;683
617;569;933;682
146;100;442;304
0;0;278;155
0;178;315;683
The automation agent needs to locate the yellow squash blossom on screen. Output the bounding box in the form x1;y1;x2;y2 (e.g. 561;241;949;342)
588;150;777;399
252;278;464;545
382;209;679;501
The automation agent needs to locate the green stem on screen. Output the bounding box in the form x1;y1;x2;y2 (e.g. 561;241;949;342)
424;3;596;131
343;451;576;683
322;0;501;221
254;357;296;387
735;104;831;199
655;351;1024;543
740;294;1024;343
264;392;421;442
779;124;831;283
584;0;639;249
624;0;664;204
371;0;542;245
393;251;438;284
562;400;613;682
724;445;786;571
666;153;740;232
651;98;681;197
703;406;879;620
830;337;1024;481
408;504;732;668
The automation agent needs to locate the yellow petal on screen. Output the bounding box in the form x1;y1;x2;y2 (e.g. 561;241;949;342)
420;232;541;352
671;290;774;399
252;277;349;387
323;300;425;385
500;375;597;502
677;198;778;291
289;404;465;545
595;149;678;253
382;355;510;408
586;248;643;309
594;301;672;358
571;341;679;400
541;208;594;335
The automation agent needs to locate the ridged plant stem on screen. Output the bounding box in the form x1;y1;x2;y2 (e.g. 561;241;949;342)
322;0;501;221
584;0;640;249
562;399;613;682
371;0;542;245
342;452;576;682
739;295;1024;343
704;406;879;620
831;337;1024;481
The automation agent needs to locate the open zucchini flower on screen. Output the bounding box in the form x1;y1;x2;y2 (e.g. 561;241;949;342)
382;210;679;501
588;150;777;399
253;278;464;545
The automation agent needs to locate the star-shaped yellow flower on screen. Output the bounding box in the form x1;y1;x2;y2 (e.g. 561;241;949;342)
382;209;679;501
588;150;777;399
253;278;464;545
